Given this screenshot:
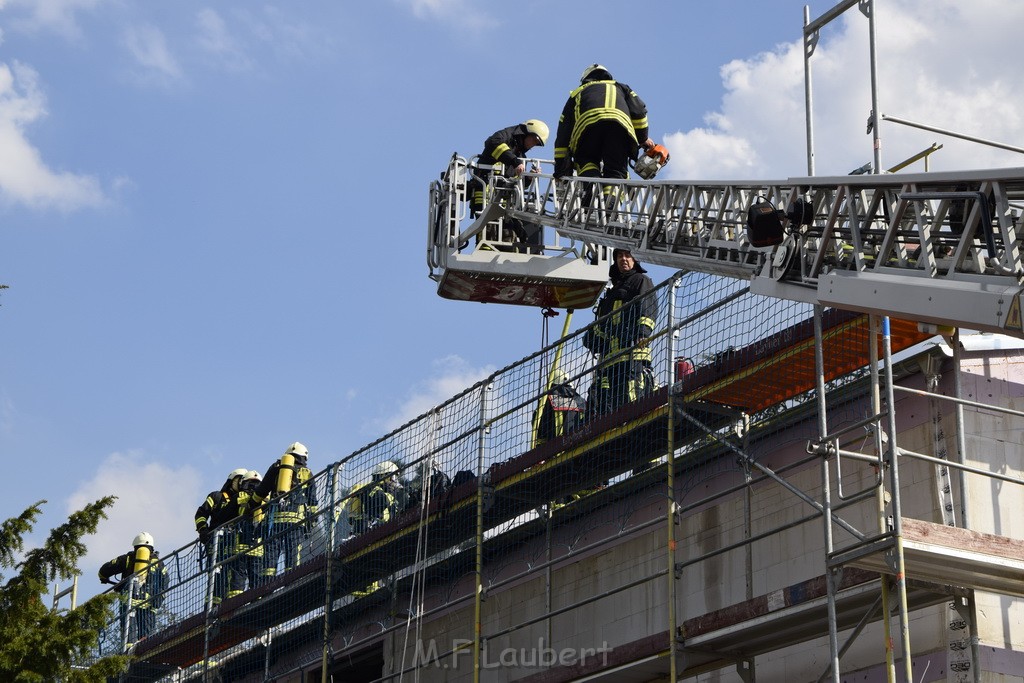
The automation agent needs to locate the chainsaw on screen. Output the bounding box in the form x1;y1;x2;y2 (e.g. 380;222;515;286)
632;143;670;180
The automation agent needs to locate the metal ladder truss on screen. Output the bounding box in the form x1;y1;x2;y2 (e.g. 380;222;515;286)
429;155;1024;336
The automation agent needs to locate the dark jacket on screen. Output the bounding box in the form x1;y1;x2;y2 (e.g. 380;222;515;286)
479;124;533;174
194;487;238;539
554;79;649;168
98;549;169;609
592;260;657;364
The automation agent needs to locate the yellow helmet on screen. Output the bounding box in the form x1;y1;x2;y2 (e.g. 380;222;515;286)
523;119;549;146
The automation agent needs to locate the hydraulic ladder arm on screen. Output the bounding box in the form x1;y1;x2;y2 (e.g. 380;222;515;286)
430;159;1024;337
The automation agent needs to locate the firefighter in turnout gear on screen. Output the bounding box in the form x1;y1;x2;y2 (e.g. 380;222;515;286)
553;64;657;204
231;470;267;595
585;249;658;416
253;441;319;577
194;468;247;605
347;460;402;535
98;532;169;644
470;119;548;215
469;120;549;252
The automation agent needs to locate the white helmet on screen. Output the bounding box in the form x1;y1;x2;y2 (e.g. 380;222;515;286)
523;119;549;146
373;460;399;478
133;532;155;548
580;63;612;83
285;441;309;458
243;470;262;483
227;467;248;491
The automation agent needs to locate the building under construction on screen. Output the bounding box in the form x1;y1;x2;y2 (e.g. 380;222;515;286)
93;4;1024;681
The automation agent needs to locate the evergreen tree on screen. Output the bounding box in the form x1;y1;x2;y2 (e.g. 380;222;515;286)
0;498;130;682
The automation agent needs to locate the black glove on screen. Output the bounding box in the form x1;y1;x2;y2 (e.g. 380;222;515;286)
553;158;573;180
198;528;212;544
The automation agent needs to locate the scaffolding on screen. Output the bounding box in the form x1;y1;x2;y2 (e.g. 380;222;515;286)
91;267;1024;682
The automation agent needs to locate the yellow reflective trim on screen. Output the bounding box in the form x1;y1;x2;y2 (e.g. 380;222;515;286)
491;143;510;161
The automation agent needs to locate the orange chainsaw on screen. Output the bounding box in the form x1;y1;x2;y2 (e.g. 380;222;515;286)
633;143;670;179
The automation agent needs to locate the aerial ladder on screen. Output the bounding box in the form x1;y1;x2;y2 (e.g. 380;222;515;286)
428;156;1024;337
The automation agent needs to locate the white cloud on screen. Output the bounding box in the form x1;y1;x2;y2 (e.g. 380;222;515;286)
123;24;184;85
196;8;252;72
0;0;104;41
0;61;105;210
394;0;497;33
68;450;203;595
662;0;1024;180
379;355;495;433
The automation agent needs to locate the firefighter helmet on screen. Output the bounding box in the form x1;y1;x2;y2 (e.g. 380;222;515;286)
285;441;308;458
132;532;155;548
580;64;612;83
523;119;549;146
373;460;399;479
226;467;248;492
243;470;262;483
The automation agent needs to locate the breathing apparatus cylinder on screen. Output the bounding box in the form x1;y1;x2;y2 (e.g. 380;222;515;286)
132;544;151;576
276;453;295;494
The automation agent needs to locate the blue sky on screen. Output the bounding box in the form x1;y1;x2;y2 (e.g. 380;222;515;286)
2;0;1023;601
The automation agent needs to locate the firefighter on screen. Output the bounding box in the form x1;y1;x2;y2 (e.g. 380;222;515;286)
347;460;402;535
553;64;659;205
195;468;247;543
194;467;247;605
253;441;319;577
98;532;169;644
469;119;549;252
532;370;586;448
233;470;267;595
585;248;658;416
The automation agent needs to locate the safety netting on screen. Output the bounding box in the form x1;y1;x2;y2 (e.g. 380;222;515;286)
91;268;933;682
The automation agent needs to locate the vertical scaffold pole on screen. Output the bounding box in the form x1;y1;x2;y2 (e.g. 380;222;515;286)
473;381;490;683
870;316;897;682
201;531;220;677
880;317;913;681
861;0;883;173
321;462;341;683
814;305;841;683
803;5;817;176
666;276;680;681
949;329;981;681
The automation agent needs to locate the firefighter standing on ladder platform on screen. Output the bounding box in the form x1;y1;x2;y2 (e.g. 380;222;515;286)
469;119;549;252
253;441;318;578
553;64;663;203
